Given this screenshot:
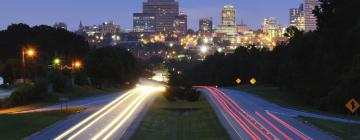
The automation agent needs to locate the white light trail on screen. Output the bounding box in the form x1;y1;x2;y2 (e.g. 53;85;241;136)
54;89;137;140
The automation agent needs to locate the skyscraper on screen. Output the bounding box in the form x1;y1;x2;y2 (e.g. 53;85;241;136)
173;13;187;36
199;18;213;33
304;0;319;31
290;0;319;31
133;13;156;33
215;5;237;35
143;0;179;34
221;5;236;26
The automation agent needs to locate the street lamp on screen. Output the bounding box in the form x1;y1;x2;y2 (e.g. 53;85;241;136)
72;60;82;69
22;47;37;83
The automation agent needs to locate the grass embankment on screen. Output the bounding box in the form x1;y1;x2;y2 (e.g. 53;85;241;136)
131;95;230;140
0;86;121;114
230;85;360;120
300;117;360;140
0;108;82;140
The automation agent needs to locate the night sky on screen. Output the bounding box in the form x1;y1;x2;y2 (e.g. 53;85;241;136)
0;0;302;31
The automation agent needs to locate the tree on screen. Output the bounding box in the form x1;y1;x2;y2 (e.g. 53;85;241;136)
87;47;140;88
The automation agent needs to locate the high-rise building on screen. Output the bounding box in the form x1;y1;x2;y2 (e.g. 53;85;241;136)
290;0;319;31
199;18;213;33
221;5;236;26
173;13;187;36
133;13;156;33
143;0;179;34
290;4;305;31
262;17;283;39
53;22;67;30
215;5;237;35
304;0;319;31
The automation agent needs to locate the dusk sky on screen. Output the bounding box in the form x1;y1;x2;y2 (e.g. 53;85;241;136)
0;0;302;31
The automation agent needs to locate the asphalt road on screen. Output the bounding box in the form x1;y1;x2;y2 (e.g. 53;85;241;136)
28;85;164;140
199;87;338;140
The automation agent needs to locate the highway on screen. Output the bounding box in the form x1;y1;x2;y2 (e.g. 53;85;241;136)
28;84;165;140
198;87;336;140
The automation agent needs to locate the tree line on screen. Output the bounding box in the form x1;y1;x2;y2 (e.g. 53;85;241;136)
0;24;141;107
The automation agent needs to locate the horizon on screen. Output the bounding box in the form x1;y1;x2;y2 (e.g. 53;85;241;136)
0;0;302;31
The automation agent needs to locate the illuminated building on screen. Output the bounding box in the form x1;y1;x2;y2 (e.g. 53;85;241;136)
290;4;305;31
99;21;121;35
290;0;319;31
199;17;213;33
215;5;237;37
221;5;236;26
133;13;156;33
304;0;319;31
173;13;187;36
237;20;250;35
53;22;67;30
143;0;179;34
262;17;283;39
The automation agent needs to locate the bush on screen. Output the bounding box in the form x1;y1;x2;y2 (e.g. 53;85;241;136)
9;81;48;106
163;87;201;102
186;89;201;102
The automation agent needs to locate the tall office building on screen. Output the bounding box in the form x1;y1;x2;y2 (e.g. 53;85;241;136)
199;18;213;33
221;5;236;26
304;0;319;31
290;0;319;31
215;5;237;35
173;13;187;36
133;13;156;33
143;0;179;34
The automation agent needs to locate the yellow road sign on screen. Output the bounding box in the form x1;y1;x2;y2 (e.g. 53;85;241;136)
250;78;257;85
345;98;360;113
236;78;241;84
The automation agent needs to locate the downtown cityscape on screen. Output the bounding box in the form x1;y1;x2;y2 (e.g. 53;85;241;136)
0;0;360;140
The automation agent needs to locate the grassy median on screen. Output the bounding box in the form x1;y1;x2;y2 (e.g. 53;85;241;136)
0;108;81;140
131;95;230;140
300;117;360;140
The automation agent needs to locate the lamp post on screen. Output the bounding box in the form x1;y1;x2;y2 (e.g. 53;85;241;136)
70;60;82;87
22;47;37;84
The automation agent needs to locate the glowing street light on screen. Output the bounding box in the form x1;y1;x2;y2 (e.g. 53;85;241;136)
200;46;208;54
53;58;61;65
73;60;82;69
22;47;37;83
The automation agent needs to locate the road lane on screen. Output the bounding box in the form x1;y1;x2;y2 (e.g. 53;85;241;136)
198;87;335;140
27;84;165;140
53;85;164;140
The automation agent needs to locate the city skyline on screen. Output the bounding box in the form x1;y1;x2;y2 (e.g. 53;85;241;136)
0;0;302;30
